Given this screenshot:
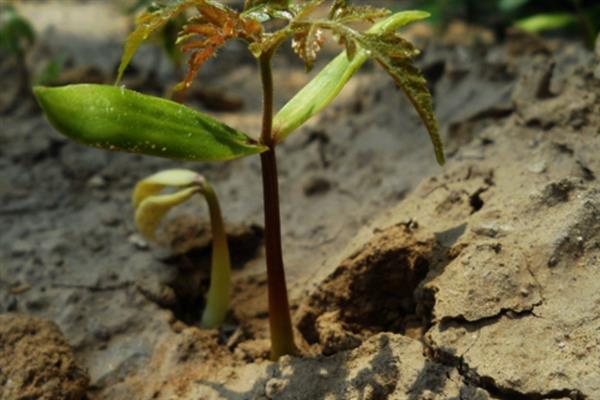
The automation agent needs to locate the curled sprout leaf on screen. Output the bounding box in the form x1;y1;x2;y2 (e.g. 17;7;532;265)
133;169;232;328
135;186;198;241
34;84;266;162
133;168;199;208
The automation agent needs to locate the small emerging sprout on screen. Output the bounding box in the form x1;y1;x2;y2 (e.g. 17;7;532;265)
133;169;232;329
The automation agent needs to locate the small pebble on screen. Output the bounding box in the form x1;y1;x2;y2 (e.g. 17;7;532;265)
128;234;148;250
527;161;547;174
87;175;106;188
303;176;331;196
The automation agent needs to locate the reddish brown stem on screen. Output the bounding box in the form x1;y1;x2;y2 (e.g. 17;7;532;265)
259;52;297;360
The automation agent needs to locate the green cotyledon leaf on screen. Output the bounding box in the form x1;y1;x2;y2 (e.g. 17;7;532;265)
34;84;266;162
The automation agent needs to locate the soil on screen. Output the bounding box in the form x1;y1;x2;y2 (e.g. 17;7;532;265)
1;2;600;399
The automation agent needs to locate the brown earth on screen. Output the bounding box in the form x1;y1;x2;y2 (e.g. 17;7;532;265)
1;2;599;400
0;314;89;400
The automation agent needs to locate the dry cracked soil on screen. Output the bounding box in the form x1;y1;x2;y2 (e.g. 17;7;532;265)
1;2;600;400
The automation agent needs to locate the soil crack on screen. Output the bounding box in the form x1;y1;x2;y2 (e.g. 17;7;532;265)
424;306;588;400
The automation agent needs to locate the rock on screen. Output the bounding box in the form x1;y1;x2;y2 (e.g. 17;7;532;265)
303;176;332;196
424;242;542;322
128;233;148;250
87;174;107;189
11;240;34;256
0;314;89;400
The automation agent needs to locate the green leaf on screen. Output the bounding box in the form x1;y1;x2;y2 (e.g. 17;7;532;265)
135;186;198;240
116;0;195;84
355;32;444;165
514;13;578;33
34;84;266;162
272;11;430;140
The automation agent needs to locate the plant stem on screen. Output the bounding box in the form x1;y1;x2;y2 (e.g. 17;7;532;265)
570;0;596;48
200;180;231;329
258;52;297;360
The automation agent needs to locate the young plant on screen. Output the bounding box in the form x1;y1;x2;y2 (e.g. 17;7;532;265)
0;4;65;111
133;169;231;328
0;3;35;110
34;0;445;360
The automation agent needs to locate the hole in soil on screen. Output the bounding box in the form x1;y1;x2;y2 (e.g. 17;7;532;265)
149;219;264;326
297;224;445;349
164;251;210;325
340;246;430;334
469;188;486;213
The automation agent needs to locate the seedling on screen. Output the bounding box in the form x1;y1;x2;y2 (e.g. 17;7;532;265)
0;4;65;111
133;169;231;328
0;3;34;110
34;0;445;360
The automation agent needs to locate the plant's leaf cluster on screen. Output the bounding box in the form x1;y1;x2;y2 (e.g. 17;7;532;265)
118;0;263;89
271;7;445;164
176;2;263;89
48;2;444;164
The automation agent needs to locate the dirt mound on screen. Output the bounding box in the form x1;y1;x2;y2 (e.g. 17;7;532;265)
0;314;89;400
